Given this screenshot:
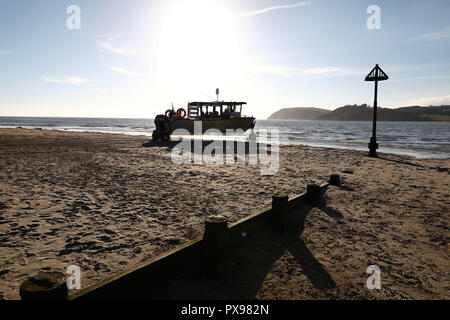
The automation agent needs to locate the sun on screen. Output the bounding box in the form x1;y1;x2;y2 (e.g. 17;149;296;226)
156;0;243;93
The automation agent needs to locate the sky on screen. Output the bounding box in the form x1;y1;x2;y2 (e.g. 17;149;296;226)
0;0;449;119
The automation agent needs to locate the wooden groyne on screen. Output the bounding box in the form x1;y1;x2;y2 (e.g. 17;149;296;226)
19;176;338;300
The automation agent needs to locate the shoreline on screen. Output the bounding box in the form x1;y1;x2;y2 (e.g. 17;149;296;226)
1;126;449;160
0;128;449;299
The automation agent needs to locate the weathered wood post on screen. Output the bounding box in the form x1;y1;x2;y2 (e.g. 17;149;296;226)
271;193;289;233
329;174;340;186
203;215;229;276
306;184;322;206
20;272;68;300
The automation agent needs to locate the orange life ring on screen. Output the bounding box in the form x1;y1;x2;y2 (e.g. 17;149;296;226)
165;109;172;117
176;108;187;119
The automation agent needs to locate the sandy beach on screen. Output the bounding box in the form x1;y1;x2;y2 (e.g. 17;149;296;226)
0;128;448;300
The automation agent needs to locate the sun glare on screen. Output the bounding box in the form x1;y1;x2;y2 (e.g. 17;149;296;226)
157;0;243;93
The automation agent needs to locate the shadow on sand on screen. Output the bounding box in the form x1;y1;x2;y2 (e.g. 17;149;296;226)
146;204;336;299
142;138;274;155
319;195;344;220
378;156;449;173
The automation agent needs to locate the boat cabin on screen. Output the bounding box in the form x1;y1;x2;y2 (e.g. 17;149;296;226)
187;101;247;120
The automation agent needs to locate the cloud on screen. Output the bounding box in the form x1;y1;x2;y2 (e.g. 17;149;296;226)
94;34;150;57
41;75;91;85
236;1;312;16
302;67;343;75
246;65;299;76
246;64;450;78
392;75;450;82
89;88;109;94
0;50;13;55
246;65;363;76
98;42;143;55
90;34;121;39
109;66;140;76
96;35;146;56
410;94;450;106
407;26;450;41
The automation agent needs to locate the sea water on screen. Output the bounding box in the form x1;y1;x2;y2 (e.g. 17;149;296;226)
0;117;448;159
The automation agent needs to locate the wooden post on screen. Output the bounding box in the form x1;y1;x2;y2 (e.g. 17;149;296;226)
306;184;322;206
204;215;228;242
271;193;289;233
203;215;229;276
20;272;68;300
329;174;340;186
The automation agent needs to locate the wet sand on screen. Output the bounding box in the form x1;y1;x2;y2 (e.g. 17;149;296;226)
0;128;449;299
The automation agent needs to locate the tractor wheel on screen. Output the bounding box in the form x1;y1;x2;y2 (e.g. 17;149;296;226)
161;133;170;141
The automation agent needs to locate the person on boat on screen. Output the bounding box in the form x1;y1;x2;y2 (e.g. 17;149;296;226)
222;108;230;119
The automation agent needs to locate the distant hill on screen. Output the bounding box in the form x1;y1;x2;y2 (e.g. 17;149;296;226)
268;104;450;121
267;107;331;120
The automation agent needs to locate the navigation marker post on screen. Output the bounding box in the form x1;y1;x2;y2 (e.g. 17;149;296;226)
365;64;389;157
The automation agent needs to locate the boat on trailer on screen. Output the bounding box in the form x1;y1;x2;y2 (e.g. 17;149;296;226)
152;92;255;141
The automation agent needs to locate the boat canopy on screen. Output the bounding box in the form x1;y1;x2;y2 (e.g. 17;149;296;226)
188;101;247;106
186;101;247;120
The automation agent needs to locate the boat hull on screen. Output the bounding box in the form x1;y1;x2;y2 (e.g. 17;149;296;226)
169;117;255;134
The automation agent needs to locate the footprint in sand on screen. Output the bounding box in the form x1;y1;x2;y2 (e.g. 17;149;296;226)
98;235;113;242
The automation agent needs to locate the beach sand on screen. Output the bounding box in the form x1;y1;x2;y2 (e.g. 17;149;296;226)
0;128;448;299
